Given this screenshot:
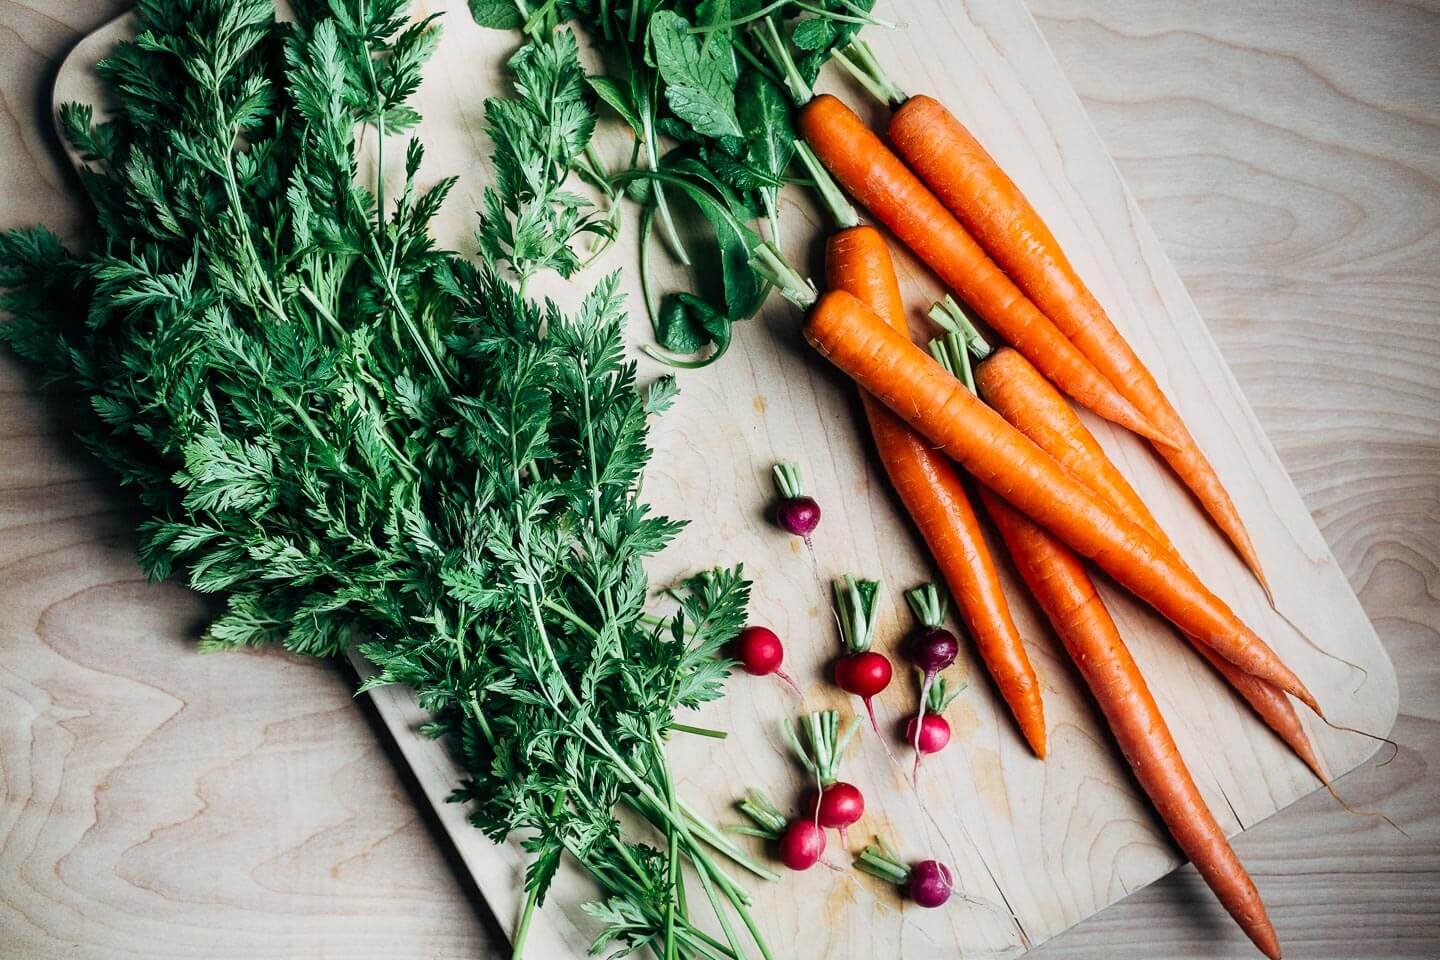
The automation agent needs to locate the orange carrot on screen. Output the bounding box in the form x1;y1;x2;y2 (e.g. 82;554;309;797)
976;346;1175;554
980;488;1281;960
889;94;1268;591
971;343;1324;779
1192;641;1327;783
795;94;1171;449
826;225;1046;757
798;287;1319;715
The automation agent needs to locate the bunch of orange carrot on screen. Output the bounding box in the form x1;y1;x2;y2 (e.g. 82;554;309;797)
742;60;1330;958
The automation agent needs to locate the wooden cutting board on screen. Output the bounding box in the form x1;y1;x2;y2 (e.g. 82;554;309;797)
48;2;1398;957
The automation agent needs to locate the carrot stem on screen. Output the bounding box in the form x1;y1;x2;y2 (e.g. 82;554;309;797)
928;295;992;360
749;241;815;307
641;105;692;266
672;722;728;740
842;38;906;106
794;141;859;229
688;0;789;32
794;0;897;27
733;39;787;89
928;331;976;395
758;16;813;104
829;47;894;106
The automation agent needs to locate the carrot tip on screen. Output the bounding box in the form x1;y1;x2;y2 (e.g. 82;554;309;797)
1139;419;1184;450
1021;721;1047;759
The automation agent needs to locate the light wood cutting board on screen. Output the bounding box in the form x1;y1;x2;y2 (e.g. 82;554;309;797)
46;2;1398;957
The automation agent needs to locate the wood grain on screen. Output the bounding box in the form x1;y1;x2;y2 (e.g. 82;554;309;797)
0;1;1435;959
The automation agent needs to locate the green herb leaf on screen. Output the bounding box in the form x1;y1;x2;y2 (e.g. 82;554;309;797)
477;29;612;283
792;17;836;51
469;0;523;29
665;158;766;321
587;74;643;135
656;291;732;357
2;3;761;956
648;10;742;140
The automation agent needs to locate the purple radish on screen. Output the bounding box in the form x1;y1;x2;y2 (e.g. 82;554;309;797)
734;625;803;695
903;585;963;779
854;835;954;909
772;462;821;538
786;710;865;844
908;859;955;908
831;575;893;740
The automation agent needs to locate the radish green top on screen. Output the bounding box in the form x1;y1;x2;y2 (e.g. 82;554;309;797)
905;583;949;630
833;574;883;654
785;709;862;786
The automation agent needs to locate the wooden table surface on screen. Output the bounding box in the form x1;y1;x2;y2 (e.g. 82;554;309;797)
1;1;1436;958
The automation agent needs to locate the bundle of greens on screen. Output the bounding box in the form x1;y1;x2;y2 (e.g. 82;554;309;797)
472;0;888;365
0;1;768;956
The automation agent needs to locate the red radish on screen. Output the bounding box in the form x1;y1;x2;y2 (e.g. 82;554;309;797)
833;650;892;699
730;789;828;872
854;835;954;909
803;780;865;832
905;712;951;755
786;710;865;843
772;462;821;538
734;625;803;696
778;819;828;871
832;574;893;738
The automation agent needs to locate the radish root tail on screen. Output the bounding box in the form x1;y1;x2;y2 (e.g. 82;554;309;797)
775;669;804;699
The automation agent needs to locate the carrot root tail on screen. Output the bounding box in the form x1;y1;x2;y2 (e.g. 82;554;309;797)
1321;781;1412;839
1268;599;1371;691
1321;718;1400;766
